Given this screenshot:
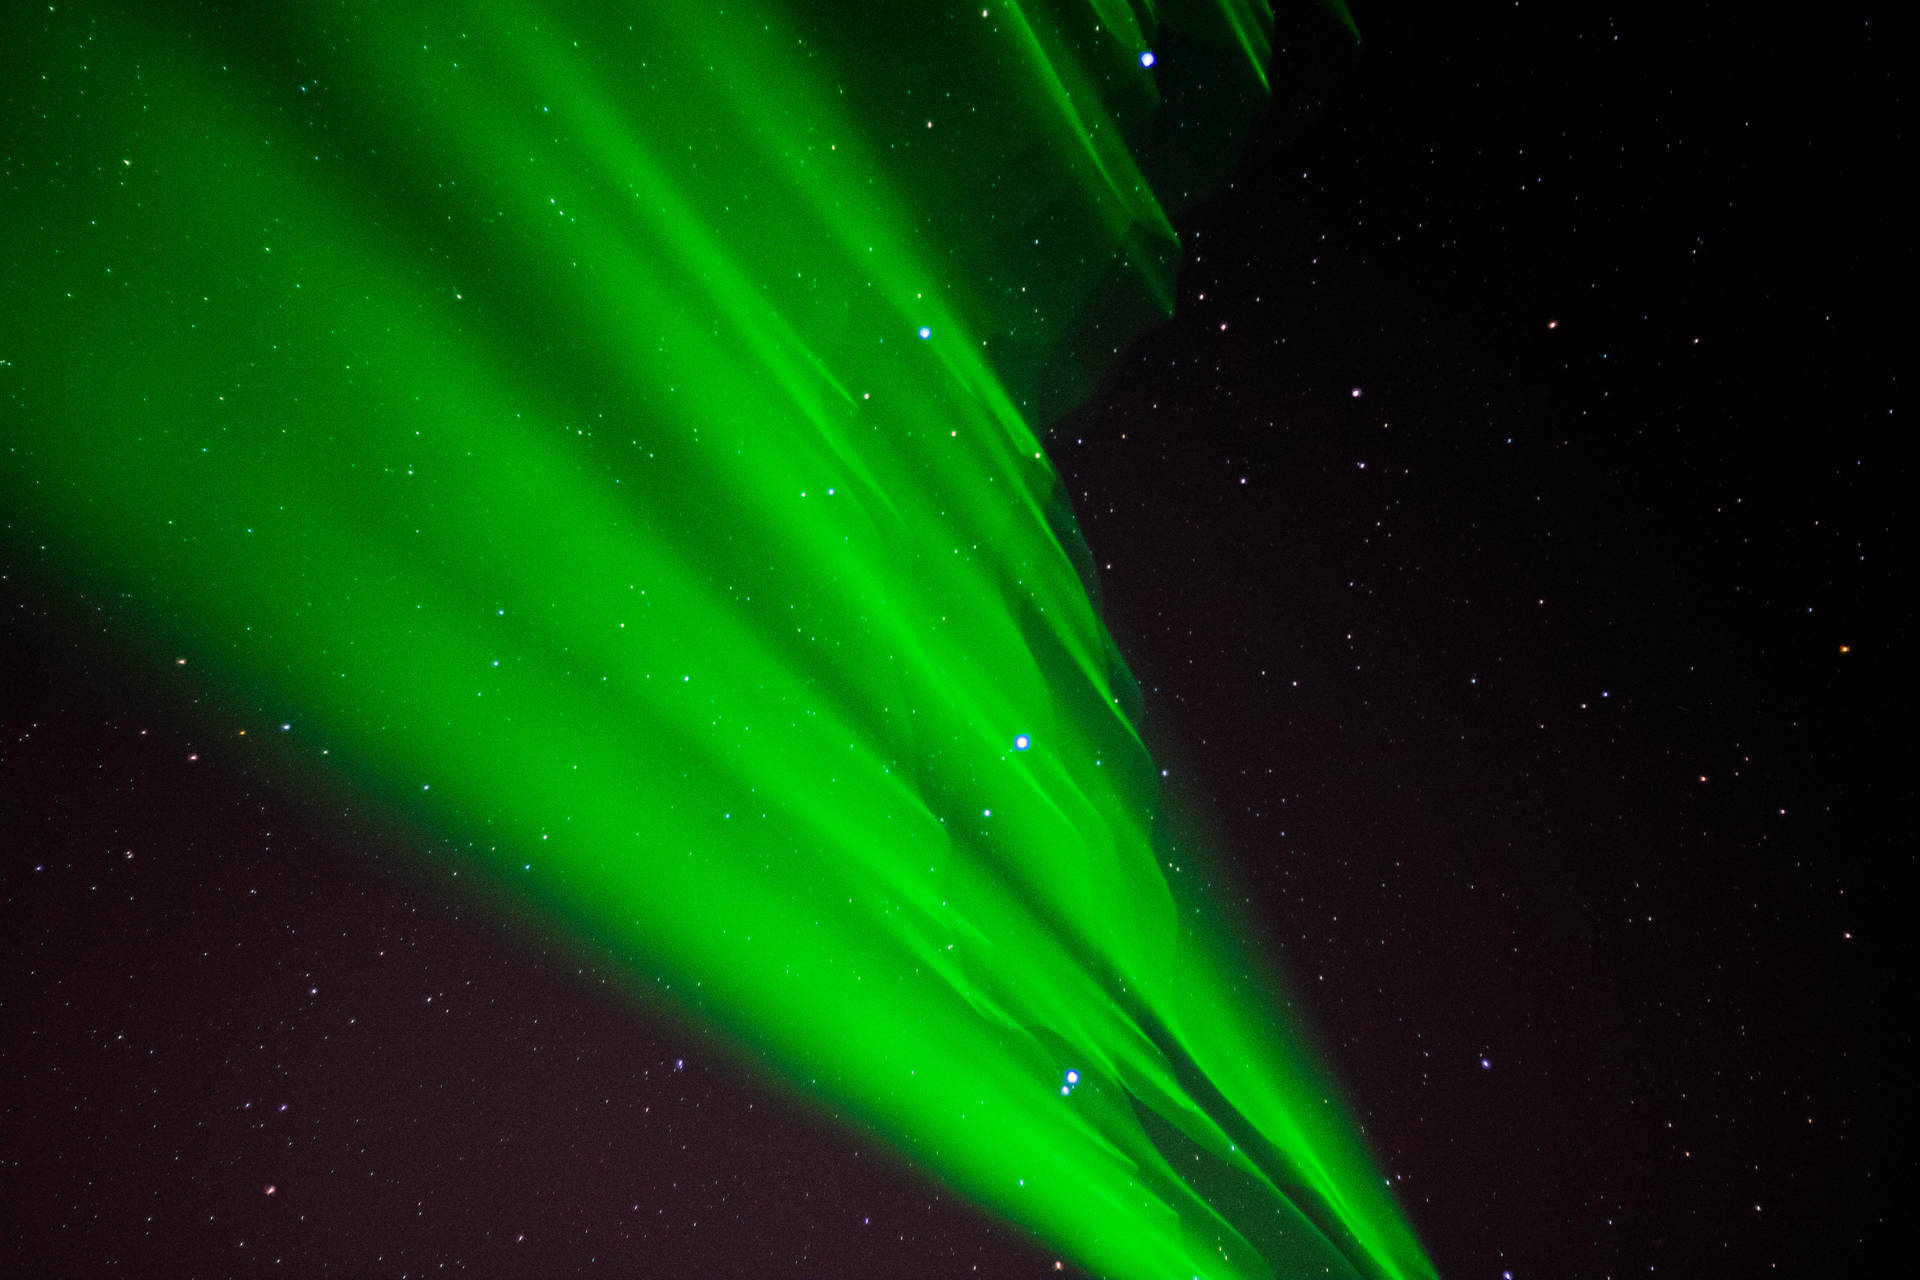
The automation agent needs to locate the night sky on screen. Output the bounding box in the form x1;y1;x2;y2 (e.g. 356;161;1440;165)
2;2;1900;1278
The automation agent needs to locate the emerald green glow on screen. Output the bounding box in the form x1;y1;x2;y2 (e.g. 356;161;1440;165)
2;2;1433;1277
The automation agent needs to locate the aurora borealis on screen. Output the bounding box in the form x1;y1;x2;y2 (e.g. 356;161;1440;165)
2;2;1435;1276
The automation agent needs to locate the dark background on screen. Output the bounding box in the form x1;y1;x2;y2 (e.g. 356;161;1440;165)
3;1;1901;1276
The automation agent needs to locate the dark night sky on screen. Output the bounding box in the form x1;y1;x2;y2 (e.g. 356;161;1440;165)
3;2;1901;1277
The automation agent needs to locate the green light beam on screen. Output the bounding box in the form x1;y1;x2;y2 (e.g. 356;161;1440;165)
1;2;1434;1277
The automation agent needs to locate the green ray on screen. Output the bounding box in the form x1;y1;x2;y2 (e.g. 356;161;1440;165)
1;2;1433;1276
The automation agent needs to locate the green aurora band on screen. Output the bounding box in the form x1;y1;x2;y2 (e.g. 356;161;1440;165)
2;2;1434;1277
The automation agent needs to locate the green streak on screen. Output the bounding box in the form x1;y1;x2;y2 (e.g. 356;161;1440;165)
1;1;1428;1276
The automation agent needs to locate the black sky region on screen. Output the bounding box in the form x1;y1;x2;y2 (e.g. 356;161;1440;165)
2;1;1901;1277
